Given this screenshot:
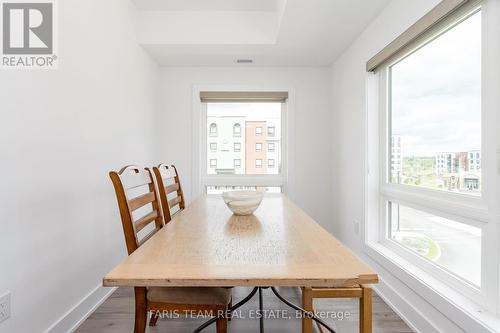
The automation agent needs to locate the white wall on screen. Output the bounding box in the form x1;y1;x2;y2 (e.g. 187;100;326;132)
329;0;494;332
158;67;333;227
331;0;439;246
0;0;160;332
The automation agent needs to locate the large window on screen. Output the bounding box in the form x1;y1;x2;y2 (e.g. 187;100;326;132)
205;103;282;175
371;3;489;304
389;11;481;195
200;92;288;193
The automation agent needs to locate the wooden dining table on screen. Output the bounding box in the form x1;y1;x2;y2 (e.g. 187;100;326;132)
103;194;378;332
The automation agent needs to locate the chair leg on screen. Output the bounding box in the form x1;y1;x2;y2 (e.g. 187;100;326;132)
228;298;232;321
302;287;313;333
149;311;159;327
359;286;372;333
134;288;147;333
216;317;228;333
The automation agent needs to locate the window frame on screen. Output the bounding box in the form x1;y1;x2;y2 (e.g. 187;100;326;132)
209;123;218;137
234;142;241;152
194;88;291;194
233;123;242;137
366;2;500;311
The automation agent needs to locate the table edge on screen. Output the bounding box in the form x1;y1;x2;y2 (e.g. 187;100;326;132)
102;274;379;288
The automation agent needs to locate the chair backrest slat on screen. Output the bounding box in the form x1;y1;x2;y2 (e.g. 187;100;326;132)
109;165;164;255
168;196;182;208
153;164;185;224
129;192;155;211
137;228;158;247
134;210;160;232
164;183;180;195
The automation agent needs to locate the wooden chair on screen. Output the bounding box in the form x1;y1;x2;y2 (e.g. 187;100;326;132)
152;164;185;223
109;165;230;333
302;285;372;333
153;163;234;317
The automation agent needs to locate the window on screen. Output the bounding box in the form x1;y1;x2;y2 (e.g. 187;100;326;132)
204;101;284;177
268;159;275;168
209;123;218;137
210;143;217;151
389;13;481;195
369;4;491;304
268;142;275;152
206;186;282;194
268;126;275;136
233;123;241;137
255;143;262;152
200;93;288;192
234;142;241;152
389;202;481;285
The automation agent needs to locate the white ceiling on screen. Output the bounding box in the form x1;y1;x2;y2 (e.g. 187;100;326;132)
132;0;391;67
131;0;282;12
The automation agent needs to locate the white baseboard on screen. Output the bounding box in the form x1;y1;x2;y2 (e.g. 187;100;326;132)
373;279;433;333
43;285;116;333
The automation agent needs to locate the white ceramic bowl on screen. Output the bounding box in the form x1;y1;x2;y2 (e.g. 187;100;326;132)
222;190;264;215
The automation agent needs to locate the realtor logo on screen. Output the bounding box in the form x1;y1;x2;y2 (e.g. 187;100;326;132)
1;0;57;68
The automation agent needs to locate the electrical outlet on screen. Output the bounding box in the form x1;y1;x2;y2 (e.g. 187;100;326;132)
0;292;11;324
353;221;360;235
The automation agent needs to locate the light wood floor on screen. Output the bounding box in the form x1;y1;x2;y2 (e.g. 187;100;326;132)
75;287;413;333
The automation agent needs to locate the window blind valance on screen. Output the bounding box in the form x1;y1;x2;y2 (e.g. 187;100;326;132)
366;0;479;72
200;91;288;103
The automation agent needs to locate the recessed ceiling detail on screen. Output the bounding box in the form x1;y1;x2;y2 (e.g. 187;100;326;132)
132;0;282;12
132;0;391;66
137;11;282;45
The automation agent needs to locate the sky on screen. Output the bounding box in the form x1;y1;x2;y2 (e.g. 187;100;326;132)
391;11;481;157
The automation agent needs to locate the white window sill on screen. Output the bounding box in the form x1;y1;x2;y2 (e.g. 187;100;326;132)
364;242;500;333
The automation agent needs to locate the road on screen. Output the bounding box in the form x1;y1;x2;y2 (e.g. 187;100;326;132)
394;206;481;285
